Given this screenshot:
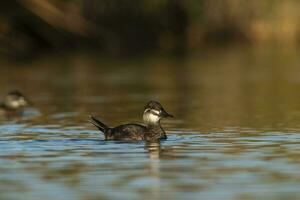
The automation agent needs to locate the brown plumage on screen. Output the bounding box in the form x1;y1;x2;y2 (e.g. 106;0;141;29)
90;101;173;141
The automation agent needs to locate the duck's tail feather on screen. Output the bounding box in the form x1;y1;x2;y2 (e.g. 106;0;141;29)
89;116;109;133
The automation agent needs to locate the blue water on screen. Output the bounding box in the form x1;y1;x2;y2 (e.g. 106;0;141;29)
0;122;300;200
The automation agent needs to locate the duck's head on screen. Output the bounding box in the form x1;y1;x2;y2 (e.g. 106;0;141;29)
143;101;173;125
3;90;30;109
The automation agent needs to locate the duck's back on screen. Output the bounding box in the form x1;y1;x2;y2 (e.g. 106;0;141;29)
106;124;147;140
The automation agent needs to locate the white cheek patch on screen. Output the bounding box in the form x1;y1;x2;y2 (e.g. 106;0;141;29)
149;113;160;123
8;98;27;108
144;113;160;124
10;101;21;108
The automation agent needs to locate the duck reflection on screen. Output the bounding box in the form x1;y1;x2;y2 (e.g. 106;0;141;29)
144;141;163;199
145;141;162;160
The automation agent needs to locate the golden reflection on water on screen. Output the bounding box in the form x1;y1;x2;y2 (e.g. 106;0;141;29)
0;47;300;131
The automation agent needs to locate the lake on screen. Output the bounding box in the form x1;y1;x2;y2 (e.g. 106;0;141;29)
0;46;300;200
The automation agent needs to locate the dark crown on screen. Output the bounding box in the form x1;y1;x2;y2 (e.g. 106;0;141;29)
144;101;163;111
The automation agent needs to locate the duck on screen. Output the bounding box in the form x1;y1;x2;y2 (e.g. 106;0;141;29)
90;101;173;141
0;90;31;117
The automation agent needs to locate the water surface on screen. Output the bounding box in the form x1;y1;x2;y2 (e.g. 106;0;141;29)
0;47;300;200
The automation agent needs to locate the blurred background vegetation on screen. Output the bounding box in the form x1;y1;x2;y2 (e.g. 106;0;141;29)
0;0;299;60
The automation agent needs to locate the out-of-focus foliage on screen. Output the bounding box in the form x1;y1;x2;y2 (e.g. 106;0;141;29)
0;0;299;58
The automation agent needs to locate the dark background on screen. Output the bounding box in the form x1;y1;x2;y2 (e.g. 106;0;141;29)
0;0;299;60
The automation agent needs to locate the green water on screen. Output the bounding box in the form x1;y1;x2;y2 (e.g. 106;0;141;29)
0;47;300;200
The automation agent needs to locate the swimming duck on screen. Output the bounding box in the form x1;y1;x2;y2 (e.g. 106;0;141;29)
90;101;173;141
0;90;31;117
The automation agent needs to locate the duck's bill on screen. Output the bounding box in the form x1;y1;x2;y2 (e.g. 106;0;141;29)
161;109;174;118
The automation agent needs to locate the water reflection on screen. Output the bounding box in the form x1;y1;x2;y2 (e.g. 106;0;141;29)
144;142;162;200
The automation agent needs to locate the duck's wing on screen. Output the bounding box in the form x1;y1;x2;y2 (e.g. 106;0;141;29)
108;124;147;140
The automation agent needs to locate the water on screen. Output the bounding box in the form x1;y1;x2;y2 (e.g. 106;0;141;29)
0;47;300;200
